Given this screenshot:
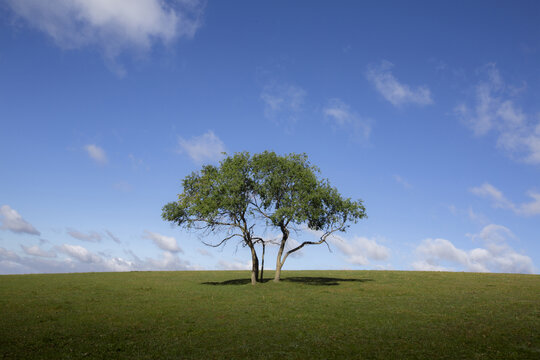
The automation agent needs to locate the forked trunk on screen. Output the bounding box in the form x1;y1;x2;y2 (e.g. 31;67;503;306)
259;242;265;283
274;262;283;282
274;225;289;282
249;244;259;285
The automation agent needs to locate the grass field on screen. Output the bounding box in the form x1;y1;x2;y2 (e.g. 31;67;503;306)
1;270;539;359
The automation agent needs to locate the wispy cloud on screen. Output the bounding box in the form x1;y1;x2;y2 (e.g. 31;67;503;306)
84;144;107;165
5;0;204;75
60;244;103;263
1;245;200;274
393;175;411;189
412;224;535;274
470;182;540;216
141;251;197;271
216;259;250;270
0;205;40;236
366;60;433;107
105;230;121;244
328;234;390;266
467;207;489;226
143;230;183;253
67;228;102;242
323;98;371;142
0;247;20;262
455;63;540;164
470;183;514;209
305;228;389;266
261;82;306;126
178;131;226;164
21;245;57;258
196;248;212;257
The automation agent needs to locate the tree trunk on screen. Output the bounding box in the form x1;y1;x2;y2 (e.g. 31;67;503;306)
274;248;284;282
274;261;284;282
259;242;265;283
274;225;289;282
249;244;259;285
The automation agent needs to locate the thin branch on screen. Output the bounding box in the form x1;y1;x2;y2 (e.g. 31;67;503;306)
281;223;345;264
252;236;281;246
201;233;243;248
250;200;273;222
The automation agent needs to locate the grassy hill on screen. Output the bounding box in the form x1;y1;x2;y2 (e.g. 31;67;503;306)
1;270;539;359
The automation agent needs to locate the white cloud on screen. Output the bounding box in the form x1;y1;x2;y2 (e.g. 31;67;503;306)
323;98;371;142
67;228;102;242
328;233;390;266
6;0;203;74
21;245;57;258
518;190;540;216
261;82;306;125
217;259;251;270
143;230;182;253
416;238;469;266
470;182;540;216
60;244;102;263
60;244;135;272
474;224;515;244
139;250;196;270
0;205;40;235
455;63;540;164
60;244;134;272
1;246;74;274
366;60;433;106
413;224;535;274
303;228;389;266
102;257;136;272
470;183;514;209
178;131;226;164
0;245;199;274
411;260;450;272
84;144;107;164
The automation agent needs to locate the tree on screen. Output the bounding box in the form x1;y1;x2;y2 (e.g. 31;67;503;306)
162;151;366;285
250;151;366;281
162;152;263;285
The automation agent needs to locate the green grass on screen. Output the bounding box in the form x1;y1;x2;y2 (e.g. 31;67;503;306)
1;270;539;359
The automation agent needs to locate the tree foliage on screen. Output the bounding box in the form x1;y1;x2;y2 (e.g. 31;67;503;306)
162;151;366;284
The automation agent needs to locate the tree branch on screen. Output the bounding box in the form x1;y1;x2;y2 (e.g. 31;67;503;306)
250;200;274;223
201;233;243;248
281;222;345;264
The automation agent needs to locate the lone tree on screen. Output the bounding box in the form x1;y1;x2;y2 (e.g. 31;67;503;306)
162;153;263;285
250;151;366;282
162;151;366;285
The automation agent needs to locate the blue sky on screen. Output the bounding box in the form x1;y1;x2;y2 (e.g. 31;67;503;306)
1;0;539;274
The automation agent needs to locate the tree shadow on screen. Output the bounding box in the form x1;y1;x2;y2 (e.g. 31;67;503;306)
202;279;252;285
282;277;373;286
202;277;373;286
202;278;273;285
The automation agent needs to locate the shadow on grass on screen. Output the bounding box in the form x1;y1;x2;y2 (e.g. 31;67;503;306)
202;277;373;286
202;278;270;285
283;277;373;286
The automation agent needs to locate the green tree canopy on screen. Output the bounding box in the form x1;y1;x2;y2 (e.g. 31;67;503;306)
250;151;366;281
162;151;366;284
